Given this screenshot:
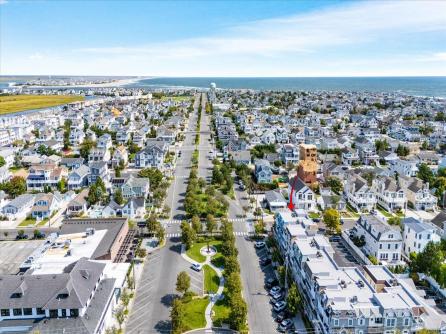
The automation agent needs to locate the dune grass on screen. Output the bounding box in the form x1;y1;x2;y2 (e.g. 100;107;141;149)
0;95;84;114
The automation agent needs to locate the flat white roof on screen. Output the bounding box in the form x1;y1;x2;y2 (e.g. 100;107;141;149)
31;230;107;275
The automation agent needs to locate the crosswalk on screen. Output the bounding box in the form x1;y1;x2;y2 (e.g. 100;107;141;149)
166;233;182;238
166;231;251;238
162;218;248;225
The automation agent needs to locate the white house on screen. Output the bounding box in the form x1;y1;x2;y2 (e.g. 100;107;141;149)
288;176;316;211
402;217;441;256
389;158;418;178
374;176;407;213
355;215;403;264
343;174;376;212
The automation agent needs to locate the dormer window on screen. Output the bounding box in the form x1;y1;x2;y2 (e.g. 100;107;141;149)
11;292;22;298
57;293;69;299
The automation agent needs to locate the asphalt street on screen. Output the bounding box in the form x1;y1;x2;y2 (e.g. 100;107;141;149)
126;94;204;334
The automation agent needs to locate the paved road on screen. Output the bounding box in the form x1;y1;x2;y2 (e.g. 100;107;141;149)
126;93;204;334
197;94;214;182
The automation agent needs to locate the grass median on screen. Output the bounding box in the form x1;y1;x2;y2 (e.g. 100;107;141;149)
183;297;209;330
203;264;219;294
186;239;222;263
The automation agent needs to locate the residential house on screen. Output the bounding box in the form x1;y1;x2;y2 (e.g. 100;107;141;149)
254;159;273;184
343;174;377;212
121;176;150;199
374;176;407;213
281;144;299;165
288;176;317;211
389;158;418;177
111;146;128;168
88;161;109;184
88;147;111;162
67;165;89;190
26;164;67;191
135;141;168;169
264;190;287;212
97;134;113;150
66;189;88;217
31;193;60;220
2;194;35;220
355;215;403;264
402;217;441;256
400;177;437;211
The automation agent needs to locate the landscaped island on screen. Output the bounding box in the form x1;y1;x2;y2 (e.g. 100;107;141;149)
0;94;84;114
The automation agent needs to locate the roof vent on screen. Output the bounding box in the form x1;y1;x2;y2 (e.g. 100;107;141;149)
80;269;90;280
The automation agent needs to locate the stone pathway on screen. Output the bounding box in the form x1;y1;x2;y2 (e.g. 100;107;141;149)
181;245;225;329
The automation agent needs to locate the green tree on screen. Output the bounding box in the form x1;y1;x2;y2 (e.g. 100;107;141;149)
375;139;390;153
387;216;402;227
326;177;343;194
228;294;247;331
171;298;185;334
0;156;6;167
114;306;126;329
120;288;131;308
1;176;27;198
114;189;124;205
206;214;217;235
223;255;240;277
79;139;95;160
286;283;302;315
417;163;434;185
191;215;202;234
180;221;196;249
135;247;147;258
396;144;410;157
57;178;67;193
225;271;242;299
323;208;341;234
138;168;163;189
176;271;191;295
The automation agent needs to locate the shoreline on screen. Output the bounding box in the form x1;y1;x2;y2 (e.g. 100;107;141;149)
11;77;151;89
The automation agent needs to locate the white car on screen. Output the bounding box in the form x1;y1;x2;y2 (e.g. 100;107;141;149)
255;241;266;249
273;301;286;313
269;286;282;296
191;263;202;272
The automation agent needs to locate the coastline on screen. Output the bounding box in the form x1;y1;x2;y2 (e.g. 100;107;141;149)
12;77;150;89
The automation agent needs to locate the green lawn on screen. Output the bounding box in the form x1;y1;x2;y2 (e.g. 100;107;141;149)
212;294;231;327
160;95;191;102
186;240;222;263
37;218;50;227
203;265;220;294
183;297;209;331
377;206;392;218
0;95;84;114
18;218;36;227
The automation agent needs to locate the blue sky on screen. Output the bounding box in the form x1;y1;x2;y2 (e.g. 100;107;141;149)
1;0;446;76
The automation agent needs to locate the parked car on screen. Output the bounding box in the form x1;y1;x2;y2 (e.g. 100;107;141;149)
191;263;202;272
278;319;293;332
273;300;286;312
260;257;271;266
329;236;341;242
271;293;284;304
269;286;282;296
275;311;287;323
265;277;278;289
239;184;246;190
255;241;266;249
16;234;28;240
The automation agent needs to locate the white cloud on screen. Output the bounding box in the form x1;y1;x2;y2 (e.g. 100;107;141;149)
0;0;8;5
28;52;44;60
76;1;446;60
3;1;446;76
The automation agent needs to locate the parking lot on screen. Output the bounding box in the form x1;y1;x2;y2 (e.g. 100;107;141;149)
0;240;45;274
329;236;362;267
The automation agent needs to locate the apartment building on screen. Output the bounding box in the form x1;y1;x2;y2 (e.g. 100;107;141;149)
273;211;443;334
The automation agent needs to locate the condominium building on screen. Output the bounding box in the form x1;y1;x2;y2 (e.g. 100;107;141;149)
273;211;443;334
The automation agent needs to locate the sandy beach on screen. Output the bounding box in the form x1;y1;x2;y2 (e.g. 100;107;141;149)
15;77;151;89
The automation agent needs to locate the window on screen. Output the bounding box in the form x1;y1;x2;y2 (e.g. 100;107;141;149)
427;234;431;239
404;318;410;326
395;244;398;249
386;318;396;327
375;318;383;324
348;319;354;326
358;318;365;326
393;253;399;260
1;309;10;317
13;308;22;316
70;309;79;317
49;309;58;318
61;309;66;317
388;244;391;250
379;244;383;249
37;308;45;315
23;308;32;316
333;319;339;327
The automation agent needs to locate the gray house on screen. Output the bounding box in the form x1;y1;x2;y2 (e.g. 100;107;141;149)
254;159;273;184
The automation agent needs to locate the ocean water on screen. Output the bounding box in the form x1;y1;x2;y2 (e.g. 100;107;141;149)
130;77;446;98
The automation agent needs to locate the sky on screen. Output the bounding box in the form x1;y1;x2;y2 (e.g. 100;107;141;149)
1;0;446;77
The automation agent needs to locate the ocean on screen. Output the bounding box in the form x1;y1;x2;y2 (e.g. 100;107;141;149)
1;77;445;98
130;77;446;98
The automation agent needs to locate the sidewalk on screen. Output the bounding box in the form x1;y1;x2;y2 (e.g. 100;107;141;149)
181;245;224;329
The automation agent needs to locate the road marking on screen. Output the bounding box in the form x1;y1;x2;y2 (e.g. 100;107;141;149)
166;233;181;237
233;231;251;236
